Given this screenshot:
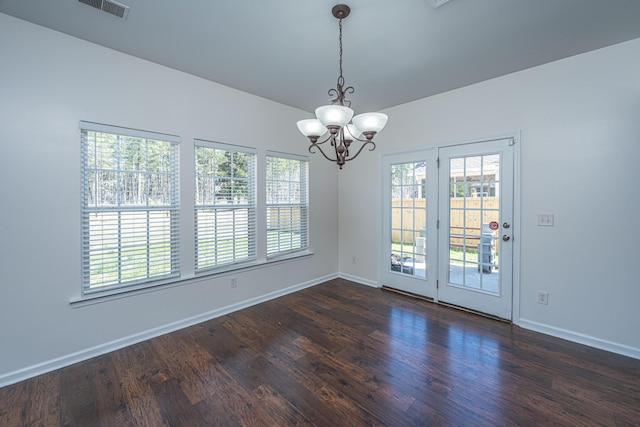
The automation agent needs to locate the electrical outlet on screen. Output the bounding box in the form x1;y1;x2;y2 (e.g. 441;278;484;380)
537;291;549;305
537;213;555;227
231;277;238;288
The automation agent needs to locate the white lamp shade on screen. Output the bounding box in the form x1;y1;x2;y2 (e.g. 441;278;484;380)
297;119;326;137
315;105;354;128
344;123;362;140
353;112;388;133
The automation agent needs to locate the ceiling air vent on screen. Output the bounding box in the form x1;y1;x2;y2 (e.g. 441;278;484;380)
79;0;130;20
430;0;453;8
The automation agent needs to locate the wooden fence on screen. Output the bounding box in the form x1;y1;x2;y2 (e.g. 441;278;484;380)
391;197;500;250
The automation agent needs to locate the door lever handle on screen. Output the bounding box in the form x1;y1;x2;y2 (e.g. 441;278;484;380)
502;235;510;241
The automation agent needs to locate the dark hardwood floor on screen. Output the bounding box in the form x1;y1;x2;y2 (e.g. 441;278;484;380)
1;278;639;426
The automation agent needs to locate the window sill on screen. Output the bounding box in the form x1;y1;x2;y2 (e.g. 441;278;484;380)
70;250;313;308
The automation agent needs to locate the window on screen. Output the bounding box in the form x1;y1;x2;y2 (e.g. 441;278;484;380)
81;122;180;294
266;154;309;257
195;140;256;271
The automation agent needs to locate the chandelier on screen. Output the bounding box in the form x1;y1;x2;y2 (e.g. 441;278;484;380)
296;4;388;169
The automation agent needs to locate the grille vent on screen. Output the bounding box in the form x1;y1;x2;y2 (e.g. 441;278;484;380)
79;0;130;19
430;0;453;8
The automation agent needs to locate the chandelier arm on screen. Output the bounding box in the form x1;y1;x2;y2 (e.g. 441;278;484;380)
310;134;333;146
309;141;339;162
350;134;375;143
344;140;376;162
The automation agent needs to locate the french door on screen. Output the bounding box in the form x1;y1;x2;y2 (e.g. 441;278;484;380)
380;150;438;298
381;137;515;320
437;138;514;319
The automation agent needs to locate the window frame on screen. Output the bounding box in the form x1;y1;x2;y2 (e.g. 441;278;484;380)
194;139;257;273
80;121;180;297
265;152;310;259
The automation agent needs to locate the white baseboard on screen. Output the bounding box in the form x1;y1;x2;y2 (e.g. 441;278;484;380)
518;318;640;360
0;274;336;389
337;273;380;288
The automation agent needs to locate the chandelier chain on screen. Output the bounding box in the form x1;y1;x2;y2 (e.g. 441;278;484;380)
332;16;352;107
338;18;344;87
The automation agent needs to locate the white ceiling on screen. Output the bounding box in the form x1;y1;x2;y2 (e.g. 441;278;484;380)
2;0;640;113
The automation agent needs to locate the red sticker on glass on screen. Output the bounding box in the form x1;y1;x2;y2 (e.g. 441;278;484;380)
489;221;499;230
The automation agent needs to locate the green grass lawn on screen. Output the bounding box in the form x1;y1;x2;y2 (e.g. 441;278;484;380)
391;242;499;267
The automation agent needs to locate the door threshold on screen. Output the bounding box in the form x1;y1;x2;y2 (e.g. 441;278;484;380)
436;300;511;323
382;285;510;323
381;286;434;302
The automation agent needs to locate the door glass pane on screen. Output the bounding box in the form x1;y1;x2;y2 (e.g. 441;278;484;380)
448;154;500;294
390;162;426;278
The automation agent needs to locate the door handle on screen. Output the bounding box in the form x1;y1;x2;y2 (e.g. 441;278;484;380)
502;235;510;241
503;222;510;229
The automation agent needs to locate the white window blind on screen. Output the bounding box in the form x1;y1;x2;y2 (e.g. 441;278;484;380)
80;122;180;294
195;140;256;272
266;153;309;258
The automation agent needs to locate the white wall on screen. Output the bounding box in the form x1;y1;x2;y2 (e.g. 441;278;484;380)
339;38;640;357
0;14;338;385
2;12;638;387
